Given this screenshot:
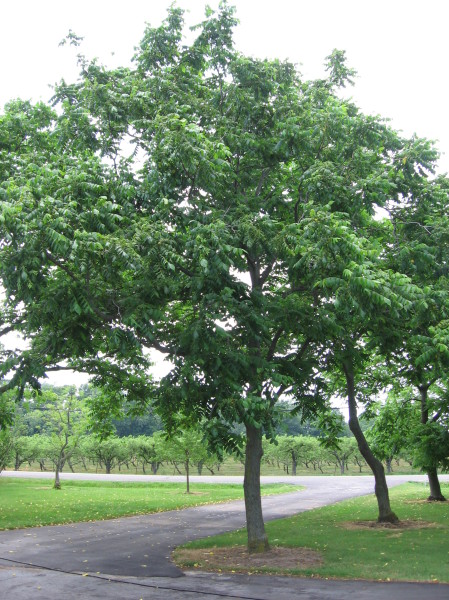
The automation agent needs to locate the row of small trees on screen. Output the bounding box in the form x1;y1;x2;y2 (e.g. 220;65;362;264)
0;381;431;489
2;431;416;480
2;431;215;487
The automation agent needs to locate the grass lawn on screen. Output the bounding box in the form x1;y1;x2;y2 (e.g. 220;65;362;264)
174;483;449;583
0;478;296;530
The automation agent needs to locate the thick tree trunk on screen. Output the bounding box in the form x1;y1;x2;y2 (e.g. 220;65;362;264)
427;468;446;501
244;424;269;553
343;361;398;523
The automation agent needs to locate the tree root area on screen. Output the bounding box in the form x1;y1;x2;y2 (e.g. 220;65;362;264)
174;545;323;573
341;519;439;530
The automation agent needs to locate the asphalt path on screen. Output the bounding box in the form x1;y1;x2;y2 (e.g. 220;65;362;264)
1;472;448;599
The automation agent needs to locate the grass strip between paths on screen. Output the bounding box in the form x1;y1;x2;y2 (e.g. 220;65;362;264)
174;483;449;583
0;478;297;530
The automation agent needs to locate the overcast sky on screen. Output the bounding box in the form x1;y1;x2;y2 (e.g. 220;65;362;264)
2;0;448;388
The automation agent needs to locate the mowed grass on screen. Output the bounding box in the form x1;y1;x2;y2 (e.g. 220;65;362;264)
176;483;449;583
0;478;296;530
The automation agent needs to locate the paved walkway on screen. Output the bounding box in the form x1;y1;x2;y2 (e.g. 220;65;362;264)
1;473;448;599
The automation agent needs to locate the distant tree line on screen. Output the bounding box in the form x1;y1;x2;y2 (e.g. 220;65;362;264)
0;384;420;485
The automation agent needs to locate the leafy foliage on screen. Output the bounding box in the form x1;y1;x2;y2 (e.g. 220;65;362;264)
1;0;448;543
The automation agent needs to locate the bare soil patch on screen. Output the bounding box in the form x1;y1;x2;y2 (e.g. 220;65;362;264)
341;519;438;530
404;499;447;504
174;545;323;573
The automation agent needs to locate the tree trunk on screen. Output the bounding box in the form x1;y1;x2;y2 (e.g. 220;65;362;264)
291;452;297;476
385;457;392;474
340;460;345;475
419;386;446;501
343;360;398;523
427;467;446;501
244;424;269;553
185;453;190;494
54;462;62;490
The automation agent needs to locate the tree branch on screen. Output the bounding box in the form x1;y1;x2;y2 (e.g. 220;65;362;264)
45;251;79;283
259;260;276;287
255;168;270;197
266;327;284;361
0;321;24;337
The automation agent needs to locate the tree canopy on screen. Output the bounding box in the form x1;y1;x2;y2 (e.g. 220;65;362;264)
1;1;448;549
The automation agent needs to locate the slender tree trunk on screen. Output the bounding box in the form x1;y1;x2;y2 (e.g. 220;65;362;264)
343;360;398;523
185;453;190;494
291;452;297;476
340;460;345;475
54;461;62;490
244;424;269;553
419;386;446;501
385;457;392;474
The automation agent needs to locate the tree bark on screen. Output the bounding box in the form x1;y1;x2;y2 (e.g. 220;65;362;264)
244;424;269;553
427;467;446;501
343;360;399;523
185;451;190;494
291;452;297;476
419;386;446;501
54;462;62;490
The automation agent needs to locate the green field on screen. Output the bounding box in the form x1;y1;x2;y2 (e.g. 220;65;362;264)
0;478;296;530
175;483;449;583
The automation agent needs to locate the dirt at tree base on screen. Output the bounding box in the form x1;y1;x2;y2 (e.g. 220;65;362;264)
341;519;439;530
174;545;323;573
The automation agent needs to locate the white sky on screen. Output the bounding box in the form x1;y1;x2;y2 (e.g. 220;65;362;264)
1;0;448;390
2;0;448;172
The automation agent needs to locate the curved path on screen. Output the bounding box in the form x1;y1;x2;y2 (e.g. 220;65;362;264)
1;473;448;599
